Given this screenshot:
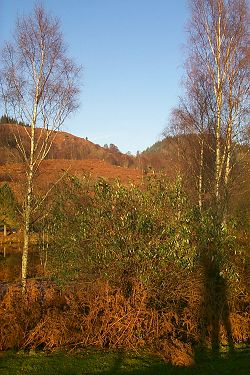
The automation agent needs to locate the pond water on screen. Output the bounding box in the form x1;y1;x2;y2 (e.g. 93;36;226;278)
0;244;44;281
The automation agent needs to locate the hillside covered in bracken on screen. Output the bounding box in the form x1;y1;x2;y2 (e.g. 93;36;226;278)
0;123;135;168
0;122;185;189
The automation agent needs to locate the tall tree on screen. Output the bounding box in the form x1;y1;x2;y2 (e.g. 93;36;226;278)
0;5;81;291
167;0;249;216
189;0;249;212
167;57;216;210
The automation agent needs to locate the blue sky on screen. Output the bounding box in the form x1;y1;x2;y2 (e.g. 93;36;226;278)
0;0;188;154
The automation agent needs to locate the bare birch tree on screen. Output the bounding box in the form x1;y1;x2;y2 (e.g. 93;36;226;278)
166;52;218;211
0;5;81;291
166;0;249;217
188;0;249;212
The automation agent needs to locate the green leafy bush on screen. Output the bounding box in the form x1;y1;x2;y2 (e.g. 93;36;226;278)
43;175;198;286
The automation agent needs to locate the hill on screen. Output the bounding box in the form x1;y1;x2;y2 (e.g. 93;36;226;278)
0;124;249;218
0;124;186;183
0;124;136;168
0;124;147;199
0;123;184;176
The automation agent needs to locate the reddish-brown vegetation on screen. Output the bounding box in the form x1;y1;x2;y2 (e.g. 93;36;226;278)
0;127;249;365
0;270;249;365
0;124;136;168
0;159;142;202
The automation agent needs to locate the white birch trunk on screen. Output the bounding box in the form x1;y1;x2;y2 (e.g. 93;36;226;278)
198;138;204;212
21;91;38;292
3;224;7;237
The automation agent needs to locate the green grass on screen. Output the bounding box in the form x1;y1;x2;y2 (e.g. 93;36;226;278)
0;346;249;375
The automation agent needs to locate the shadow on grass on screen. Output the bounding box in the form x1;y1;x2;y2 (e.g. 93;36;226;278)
102;346;249;375
0;346;249;375
105;348;125;375
198;228;235;360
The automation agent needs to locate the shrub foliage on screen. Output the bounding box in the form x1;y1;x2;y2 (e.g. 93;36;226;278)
0;175;249;364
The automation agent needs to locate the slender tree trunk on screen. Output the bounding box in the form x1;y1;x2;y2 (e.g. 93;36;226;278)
214;12;222;205
22;166;33;292
223;104;233;220
21;96;37;292
198;138;204;212
225;91;233;188
215;97;222;203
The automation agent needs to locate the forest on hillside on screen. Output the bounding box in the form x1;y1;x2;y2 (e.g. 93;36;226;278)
0;0;249;370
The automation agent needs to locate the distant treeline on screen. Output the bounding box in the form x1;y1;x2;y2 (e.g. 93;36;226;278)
0;114;29;127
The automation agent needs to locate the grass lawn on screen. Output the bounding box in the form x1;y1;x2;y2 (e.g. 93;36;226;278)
0;346;249;375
